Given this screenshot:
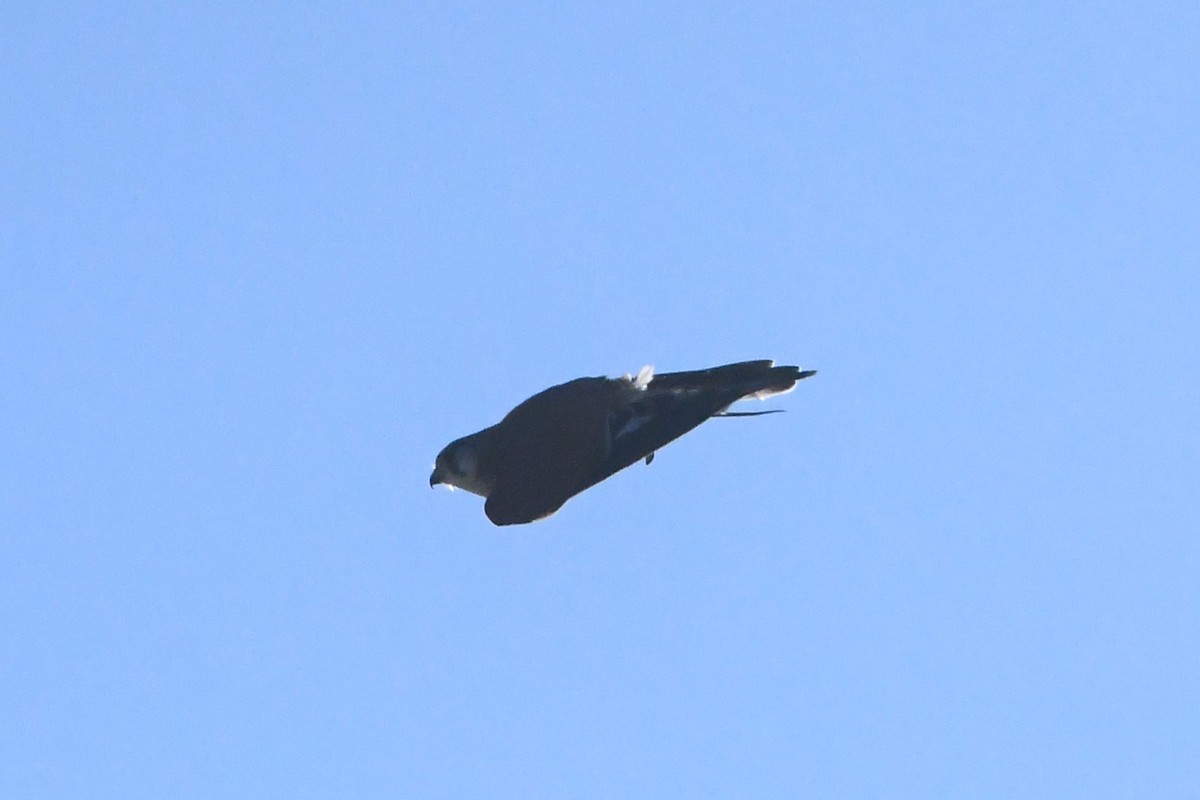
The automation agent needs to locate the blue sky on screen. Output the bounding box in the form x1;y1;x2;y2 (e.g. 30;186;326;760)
4;2;1198;796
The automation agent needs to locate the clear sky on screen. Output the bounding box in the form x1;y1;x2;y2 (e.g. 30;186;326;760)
4;3;1198;797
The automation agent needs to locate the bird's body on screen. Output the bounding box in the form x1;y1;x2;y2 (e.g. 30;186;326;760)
430;359;815;525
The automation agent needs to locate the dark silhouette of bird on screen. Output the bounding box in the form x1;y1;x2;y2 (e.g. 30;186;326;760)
430;359;816;525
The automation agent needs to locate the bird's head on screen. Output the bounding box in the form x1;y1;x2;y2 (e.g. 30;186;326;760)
429;433;492;497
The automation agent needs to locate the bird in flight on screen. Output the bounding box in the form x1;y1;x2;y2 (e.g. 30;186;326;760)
430;359;816;526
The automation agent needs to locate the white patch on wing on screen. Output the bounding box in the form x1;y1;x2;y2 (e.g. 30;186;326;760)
633;364;654;390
